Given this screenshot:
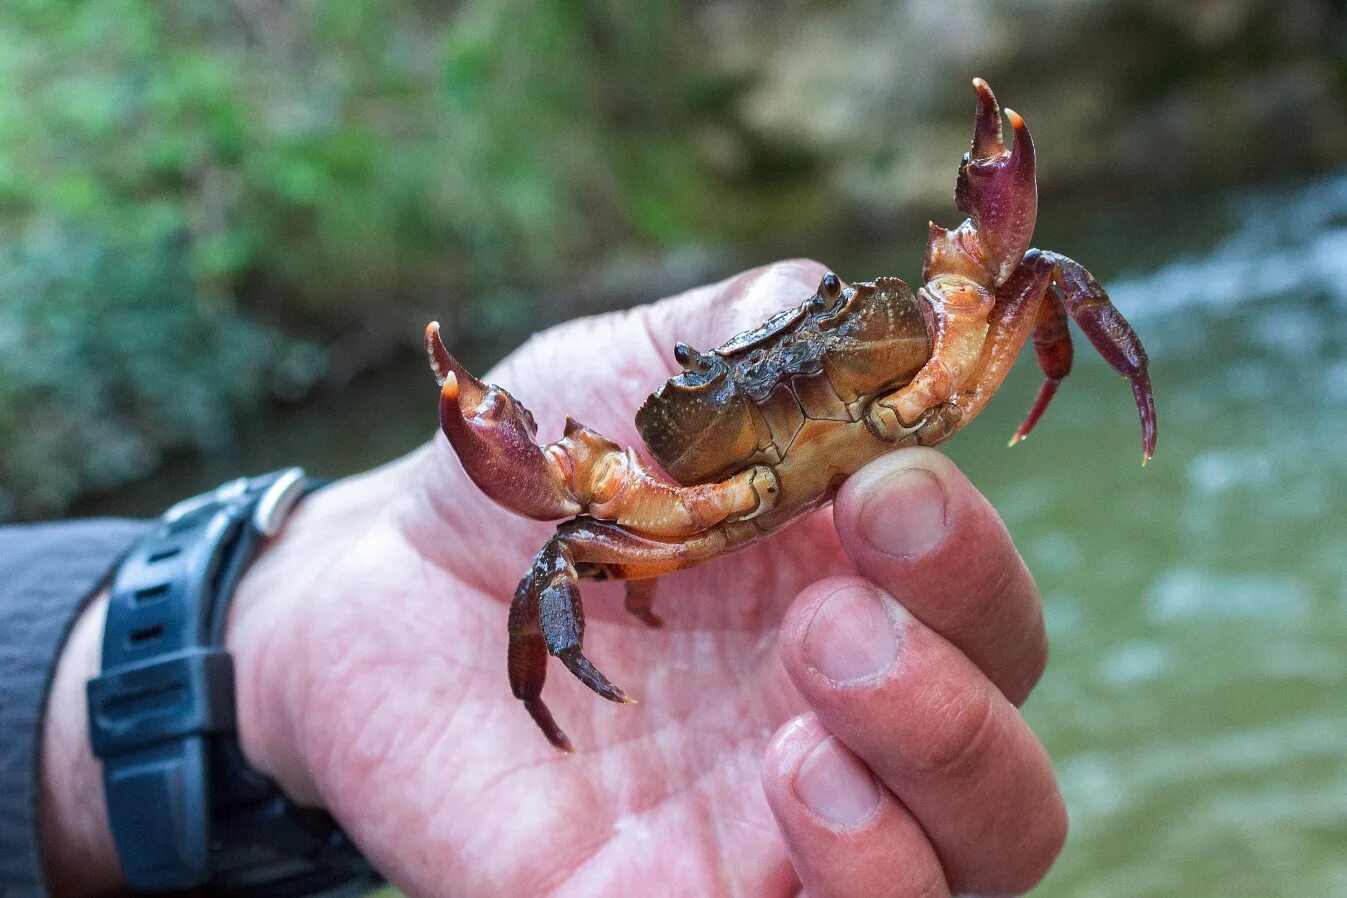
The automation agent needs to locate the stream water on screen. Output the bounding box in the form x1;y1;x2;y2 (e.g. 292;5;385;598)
79;171;1347;896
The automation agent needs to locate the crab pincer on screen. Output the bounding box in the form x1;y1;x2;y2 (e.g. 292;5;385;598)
955;78;1039;284
427;322;582;520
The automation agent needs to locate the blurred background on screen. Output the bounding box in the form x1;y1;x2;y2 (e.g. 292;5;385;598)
3;1;1345;894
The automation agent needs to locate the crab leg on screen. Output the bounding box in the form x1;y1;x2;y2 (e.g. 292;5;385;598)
509;518;750;750
930;251;1153;459
1009;285;1073;446
622;579;663;628
508;536;632;754
1041;252;1155;463
426;322;778;533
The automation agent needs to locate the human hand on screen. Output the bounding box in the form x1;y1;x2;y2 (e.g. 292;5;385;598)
43;261;1065;897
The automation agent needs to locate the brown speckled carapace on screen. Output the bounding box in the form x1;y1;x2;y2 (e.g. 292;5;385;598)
425;79;1156;750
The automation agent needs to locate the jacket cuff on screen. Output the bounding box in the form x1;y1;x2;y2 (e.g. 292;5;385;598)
0;519;152;897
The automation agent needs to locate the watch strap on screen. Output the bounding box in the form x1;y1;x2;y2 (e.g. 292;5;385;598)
87;469;377;894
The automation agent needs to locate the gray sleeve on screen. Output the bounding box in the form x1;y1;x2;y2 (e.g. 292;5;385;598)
0;518;152;897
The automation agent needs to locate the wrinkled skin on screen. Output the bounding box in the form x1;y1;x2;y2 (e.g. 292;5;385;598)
427;79;1156;750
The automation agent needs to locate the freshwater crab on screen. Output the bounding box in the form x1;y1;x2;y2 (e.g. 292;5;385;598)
425;79;1156;750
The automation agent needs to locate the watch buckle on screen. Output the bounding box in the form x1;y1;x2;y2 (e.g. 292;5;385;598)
253;467;307;536
161;467;307;538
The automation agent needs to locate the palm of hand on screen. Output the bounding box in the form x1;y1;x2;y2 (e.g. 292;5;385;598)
244;262;847;895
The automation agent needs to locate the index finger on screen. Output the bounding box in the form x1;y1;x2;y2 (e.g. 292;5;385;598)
833;448;1046;704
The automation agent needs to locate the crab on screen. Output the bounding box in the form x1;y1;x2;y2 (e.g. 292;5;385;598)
424;78;1156;751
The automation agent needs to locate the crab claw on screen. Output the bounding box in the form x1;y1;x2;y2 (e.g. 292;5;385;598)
956;79;1039;286
426;321;485;399
426;322;582;520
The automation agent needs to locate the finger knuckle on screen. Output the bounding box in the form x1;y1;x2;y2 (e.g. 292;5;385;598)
1036;804;1070;878
940;554;1019;642
909;681;996;780
937;550;1050;705
948;813;1066;898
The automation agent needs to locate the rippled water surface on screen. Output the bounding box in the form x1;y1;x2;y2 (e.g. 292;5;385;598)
83;172;1347;896
963;173;1347;896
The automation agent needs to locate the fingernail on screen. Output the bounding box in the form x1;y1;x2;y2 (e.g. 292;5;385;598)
795;736;881;828
803;584;905;684
859;466;949;559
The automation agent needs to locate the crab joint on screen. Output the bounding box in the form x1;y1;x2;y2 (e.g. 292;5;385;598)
735;465;781;521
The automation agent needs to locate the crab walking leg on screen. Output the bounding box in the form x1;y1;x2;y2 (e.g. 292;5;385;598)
611;553;735;628
427;322;778;533
508;536;631;754
1041;252;1156;462
1009;284;1074;446
938;251;1153;457
506;557;564;747
622;579;663;628
509;518;753;750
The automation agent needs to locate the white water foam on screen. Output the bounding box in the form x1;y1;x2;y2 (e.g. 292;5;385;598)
1110;170;1347;322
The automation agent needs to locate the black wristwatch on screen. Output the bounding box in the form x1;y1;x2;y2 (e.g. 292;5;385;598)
86;468;380;895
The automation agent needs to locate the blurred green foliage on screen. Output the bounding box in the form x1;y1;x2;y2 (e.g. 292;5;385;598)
0;1;744;518
0;225;310;519
3;0;1340;518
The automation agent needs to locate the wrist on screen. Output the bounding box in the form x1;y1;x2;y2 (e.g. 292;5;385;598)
224;455;425;810
40;592;126;897
41;462;418;896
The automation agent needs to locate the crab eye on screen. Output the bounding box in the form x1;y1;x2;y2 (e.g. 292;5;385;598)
821;272;841;298
811;272;845;316
674;342;715;374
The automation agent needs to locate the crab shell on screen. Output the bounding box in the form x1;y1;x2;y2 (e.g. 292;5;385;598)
635;276;931;528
